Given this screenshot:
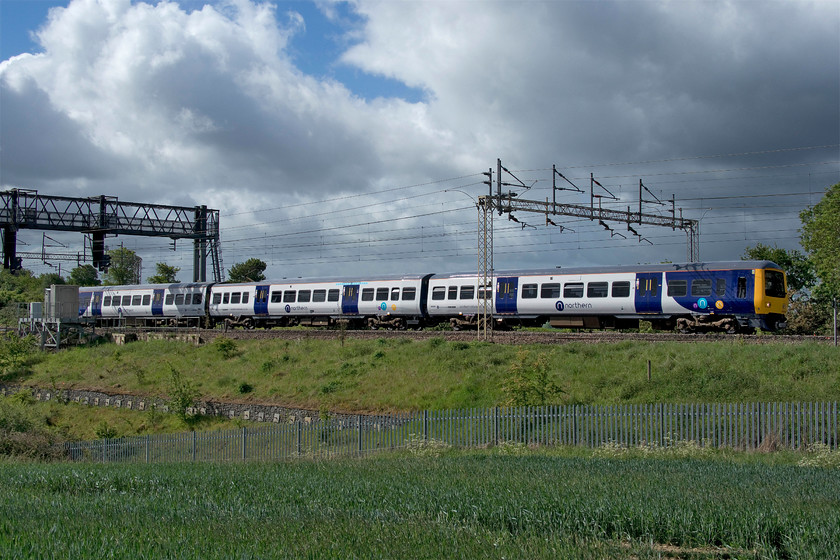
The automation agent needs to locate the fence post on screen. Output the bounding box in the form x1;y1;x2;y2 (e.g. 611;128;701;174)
357;415;363;455
146;435;150;464
494;406;499;445
297;421;302;457
192;431;197;462
242;426;247;461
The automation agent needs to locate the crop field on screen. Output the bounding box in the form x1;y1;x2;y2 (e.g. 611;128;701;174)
1;451;838;559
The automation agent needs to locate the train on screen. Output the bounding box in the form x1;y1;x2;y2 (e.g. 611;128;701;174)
78;260;788;333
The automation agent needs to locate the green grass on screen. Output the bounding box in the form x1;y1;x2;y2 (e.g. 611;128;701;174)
14;337;840;413
1;450;838;559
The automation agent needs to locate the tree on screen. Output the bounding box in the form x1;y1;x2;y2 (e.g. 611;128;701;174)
104;247;142;285
226;258;266;283
800;183;840;299
742;243;815;292
147;263;180;284
68;265;101;287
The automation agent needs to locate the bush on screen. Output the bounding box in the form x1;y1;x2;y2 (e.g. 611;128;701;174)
0;334;37;380
167;366;200;425
213;337;238;359
238;382;254;395
0;395;63;460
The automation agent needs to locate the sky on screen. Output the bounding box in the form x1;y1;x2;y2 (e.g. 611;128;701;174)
0;0;838;283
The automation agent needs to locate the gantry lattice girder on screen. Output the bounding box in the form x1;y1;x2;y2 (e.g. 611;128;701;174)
0;190;217;238
0;189;222;282
495;196;700;262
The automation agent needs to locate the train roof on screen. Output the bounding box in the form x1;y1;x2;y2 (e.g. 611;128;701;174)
77;261;783;290
433;261;783;279
80;282;213;291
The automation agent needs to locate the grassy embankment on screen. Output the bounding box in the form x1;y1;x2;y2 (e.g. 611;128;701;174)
3;336;839;440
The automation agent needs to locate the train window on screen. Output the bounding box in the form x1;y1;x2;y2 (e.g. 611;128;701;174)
460;286;475;300
103;296;111;306
737;277;747;298
123;296;132;306
270;291;282;303
563;283;584;298
376;287;389;300
298;290;311;303
587;282;608;298
223;293;230;304
212;293;221;305
522;284;538;299
313;290;327;303
362;288;375;301
391;288;400;300
540;283;561;298
242;293;249;304
194;293;203;305
612;282;631;298
231;293;242;305
432;287;446;300
448;286;458;300
142;295;151;306
111;296;120;306
478;286;492;300
184;294;193;305
175;294;185;305
255;288;268;303
716;279;726;296
130;295;141;306
166;294;174;305
765;270;785;298
283;290;296;303
691;279;712;297
667;280;687;297
328;289;340;302
402;287;416;301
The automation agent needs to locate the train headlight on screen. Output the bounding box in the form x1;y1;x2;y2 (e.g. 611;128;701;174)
766;303;771;308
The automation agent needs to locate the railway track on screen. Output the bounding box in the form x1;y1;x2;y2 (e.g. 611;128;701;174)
109;328;835;345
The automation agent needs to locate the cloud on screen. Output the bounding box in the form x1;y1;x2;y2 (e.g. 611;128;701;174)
0;0;837;279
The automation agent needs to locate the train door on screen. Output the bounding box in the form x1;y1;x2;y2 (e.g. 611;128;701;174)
151;289;165;316
635;273;662;314
495;277;518;314
342;284;360;314
254;285;270;316
82;291;98;317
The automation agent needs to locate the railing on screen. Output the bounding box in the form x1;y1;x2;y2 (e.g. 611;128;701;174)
63;402;840;463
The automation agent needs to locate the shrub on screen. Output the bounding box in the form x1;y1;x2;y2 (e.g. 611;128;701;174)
167;366;200;425
213;336;238;359
238;382;254;395
0;395;62;460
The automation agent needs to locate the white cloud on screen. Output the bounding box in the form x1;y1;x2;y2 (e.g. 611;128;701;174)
0;0;837;279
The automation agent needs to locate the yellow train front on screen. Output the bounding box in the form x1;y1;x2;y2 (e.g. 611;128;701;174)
751;264;788;332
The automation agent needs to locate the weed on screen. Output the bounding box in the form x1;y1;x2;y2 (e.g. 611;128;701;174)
798;443;840;468
405;433;451;457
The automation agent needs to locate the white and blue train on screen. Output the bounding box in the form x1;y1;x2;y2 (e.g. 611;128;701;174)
79;260;788;333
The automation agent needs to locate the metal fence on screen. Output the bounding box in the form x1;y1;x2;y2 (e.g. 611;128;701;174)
63;401;840;463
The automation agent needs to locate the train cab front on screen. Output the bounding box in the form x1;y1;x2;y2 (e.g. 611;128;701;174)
753;267;788;331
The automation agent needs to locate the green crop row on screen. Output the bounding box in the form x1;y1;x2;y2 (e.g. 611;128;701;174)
2;452;838;559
